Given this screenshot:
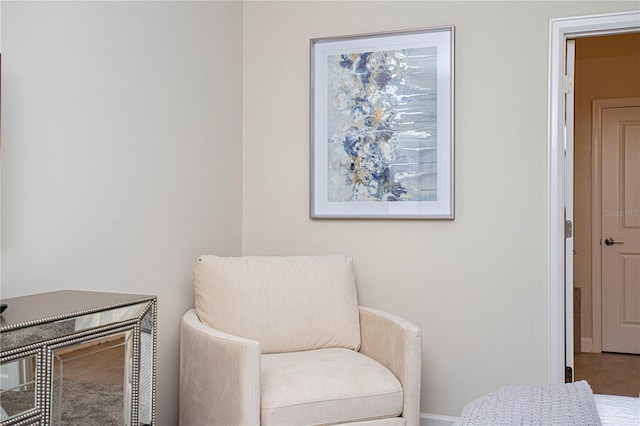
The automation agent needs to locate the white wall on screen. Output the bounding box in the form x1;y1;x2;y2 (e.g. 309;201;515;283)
1;1;243;424
242;0;639;417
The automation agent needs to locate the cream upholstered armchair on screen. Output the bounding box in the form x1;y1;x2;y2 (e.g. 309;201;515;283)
180;255;422;426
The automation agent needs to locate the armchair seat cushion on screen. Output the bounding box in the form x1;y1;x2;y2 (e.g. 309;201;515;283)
261;348;403;425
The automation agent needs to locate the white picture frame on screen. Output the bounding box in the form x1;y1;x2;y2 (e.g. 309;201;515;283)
310;26;454;219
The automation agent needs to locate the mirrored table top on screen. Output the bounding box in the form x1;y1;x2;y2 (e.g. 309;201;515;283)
0;290;155;333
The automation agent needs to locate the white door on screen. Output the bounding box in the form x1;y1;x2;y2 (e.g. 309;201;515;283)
601;105;640;354
564;39;575;376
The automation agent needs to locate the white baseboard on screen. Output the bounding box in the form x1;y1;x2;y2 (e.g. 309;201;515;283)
420;413;458;426
581;337;593;352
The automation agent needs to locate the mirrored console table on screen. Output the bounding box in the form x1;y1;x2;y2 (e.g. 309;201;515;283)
0;290;157;426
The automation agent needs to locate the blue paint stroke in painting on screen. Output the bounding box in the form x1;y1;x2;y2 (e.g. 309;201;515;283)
327;47;437;202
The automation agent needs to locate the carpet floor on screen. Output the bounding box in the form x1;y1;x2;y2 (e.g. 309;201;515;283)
1;379;122;425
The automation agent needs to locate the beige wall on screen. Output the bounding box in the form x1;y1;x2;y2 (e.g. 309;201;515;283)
242;1;639;417
3;0;639;422
1;2;243;423
574;33;640;343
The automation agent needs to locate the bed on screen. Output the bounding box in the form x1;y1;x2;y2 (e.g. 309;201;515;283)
594;393;639;426
455;381;639;425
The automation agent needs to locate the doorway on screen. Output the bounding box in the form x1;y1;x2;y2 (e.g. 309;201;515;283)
547;10;640;388
572;33;640;395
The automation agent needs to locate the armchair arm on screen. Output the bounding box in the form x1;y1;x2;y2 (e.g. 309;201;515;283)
180;309;261;426
358;306;422;426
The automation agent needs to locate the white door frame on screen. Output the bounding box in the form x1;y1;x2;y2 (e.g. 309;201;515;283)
547;10;640;384
591;97;640;354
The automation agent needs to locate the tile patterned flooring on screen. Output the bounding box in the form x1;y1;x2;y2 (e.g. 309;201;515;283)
574;351;640;397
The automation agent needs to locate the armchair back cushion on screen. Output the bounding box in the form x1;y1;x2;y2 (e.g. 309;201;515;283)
194;255;361;354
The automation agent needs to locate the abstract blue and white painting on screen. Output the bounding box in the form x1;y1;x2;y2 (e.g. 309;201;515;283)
311;27;453;218
327;47;438;203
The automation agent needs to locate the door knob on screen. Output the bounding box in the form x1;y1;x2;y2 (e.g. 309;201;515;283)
604;237;624;246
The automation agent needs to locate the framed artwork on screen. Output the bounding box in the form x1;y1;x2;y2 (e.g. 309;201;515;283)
310;26;454;219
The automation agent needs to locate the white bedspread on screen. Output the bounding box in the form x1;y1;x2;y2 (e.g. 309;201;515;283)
454;382;640;426
594;394;640;426
454;381;601;425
